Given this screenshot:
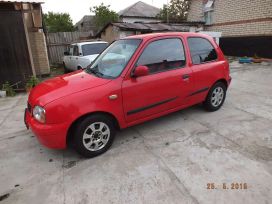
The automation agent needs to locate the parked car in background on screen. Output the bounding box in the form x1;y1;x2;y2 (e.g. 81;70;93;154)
63;41;108;72
25;32;231;158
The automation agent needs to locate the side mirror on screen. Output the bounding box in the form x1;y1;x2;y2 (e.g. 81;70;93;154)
64;51;69;56
133;65;149;77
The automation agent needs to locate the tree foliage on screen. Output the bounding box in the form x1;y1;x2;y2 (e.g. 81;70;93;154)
157;0;191;22
43;12;75;32
90;3;119;30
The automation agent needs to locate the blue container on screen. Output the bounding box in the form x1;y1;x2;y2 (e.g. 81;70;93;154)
239;58;252;63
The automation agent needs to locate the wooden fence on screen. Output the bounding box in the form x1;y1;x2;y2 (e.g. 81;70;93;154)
46;31;92;65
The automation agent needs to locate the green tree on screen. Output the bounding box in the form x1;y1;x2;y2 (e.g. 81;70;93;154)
157;0;191;22
43;12;75;32
90;3;119;30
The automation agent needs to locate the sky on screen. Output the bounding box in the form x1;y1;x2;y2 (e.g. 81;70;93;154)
42;0;168;24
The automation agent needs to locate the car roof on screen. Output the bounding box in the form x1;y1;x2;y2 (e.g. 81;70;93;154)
124;32;212;40
72;41;108;46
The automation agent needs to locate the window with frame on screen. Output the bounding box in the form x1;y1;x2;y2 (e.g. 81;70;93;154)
136;38;186;74
73;45;79;56
188;37;217;64
204;11;213;25
69;46;73;55
203;0;214;25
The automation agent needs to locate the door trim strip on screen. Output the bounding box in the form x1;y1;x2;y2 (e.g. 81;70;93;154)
189;87;209;96
127;96;178;115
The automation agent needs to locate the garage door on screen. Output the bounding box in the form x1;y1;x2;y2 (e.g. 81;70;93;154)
0;11;33;88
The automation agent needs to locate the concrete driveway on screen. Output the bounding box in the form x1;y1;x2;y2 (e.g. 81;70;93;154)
0;63;271;204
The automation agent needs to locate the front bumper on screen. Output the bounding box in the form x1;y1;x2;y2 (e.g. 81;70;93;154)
24;109;67;149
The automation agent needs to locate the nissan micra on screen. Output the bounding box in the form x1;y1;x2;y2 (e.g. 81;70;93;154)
25;32;231;158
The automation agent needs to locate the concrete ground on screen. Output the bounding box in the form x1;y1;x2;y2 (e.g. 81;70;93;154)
0;63;271;204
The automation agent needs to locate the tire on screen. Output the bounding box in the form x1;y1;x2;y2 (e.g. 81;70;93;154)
77;66;82;70
73;114;116;158
63;62;69;73
203;82;227;112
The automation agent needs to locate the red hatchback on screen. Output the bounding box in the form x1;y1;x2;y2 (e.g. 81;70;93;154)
25;32;231;157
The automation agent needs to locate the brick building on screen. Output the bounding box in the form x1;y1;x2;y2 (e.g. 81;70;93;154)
187;0;272;58
0;0;50;88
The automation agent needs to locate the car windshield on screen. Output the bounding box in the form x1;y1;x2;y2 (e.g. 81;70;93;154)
82;43;108;56
85;39;141;78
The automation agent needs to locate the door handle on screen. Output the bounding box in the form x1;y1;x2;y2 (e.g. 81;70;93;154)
182;74;190;79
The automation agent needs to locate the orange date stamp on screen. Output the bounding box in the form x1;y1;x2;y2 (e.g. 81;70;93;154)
207;183;248;190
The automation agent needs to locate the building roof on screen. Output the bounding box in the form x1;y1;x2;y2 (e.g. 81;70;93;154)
75;15;94;27
118;1;160;18
0;0;44;3
75;15;94;25
96;21;204;37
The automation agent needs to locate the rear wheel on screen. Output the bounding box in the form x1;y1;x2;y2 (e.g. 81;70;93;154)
73;114;116;158
63;62;69;73
203;82;227;112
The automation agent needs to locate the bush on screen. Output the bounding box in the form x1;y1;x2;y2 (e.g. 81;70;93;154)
2;81;15;97
25;76;40;91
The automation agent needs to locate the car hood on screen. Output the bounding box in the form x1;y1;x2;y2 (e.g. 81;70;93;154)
28;70;111;106
83;54;99;62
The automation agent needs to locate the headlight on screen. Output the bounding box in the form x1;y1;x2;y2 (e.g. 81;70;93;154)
33;106;46;123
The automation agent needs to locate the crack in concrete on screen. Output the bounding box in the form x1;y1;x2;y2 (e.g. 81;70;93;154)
189;116;272;165
133;128;200;204
0;131;30;142
232;105;272;122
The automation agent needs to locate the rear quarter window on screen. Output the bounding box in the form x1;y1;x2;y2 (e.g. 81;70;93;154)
188;37;217;64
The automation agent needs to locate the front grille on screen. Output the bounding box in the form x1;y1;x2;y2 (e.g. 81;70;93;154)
27;102;32;113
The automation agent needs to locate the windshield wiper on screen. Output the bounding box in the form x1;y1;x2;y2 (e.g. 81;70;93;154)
85;67;114;79
86;67;102;77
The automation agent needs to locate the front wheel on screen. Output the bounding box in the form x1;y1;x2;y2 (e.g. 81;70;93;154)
203;82;227;112
63;62;69;73
73;114;116;158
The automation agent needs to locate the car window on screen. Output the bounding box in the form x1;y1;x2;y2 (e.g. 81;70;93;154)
82;43;108;56
137;38;186;74
73;45;79;56
69;46;73;55
188;37;217;64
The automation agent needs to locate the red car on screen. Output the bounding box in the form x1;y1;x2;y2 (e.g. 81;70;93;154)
25;32;231;157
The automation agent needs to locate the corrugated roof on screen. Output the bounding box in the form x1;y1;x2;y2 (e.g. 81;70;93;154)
96;21;205;37
0;0;44;3
112;22;191;32
118;1;160;18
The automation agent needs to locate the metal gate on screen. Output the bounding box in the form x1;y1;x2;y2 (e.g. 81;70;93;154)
0;11;33;88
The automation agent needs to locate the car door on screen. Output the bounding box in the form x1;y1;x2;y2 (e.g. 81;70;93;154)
187;37;221;102
64;45;74;70
71;44;80;70
122;37;193;123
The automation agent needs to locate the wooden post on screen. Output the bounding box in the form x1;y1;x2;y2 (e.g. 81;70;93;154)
21;2;36;77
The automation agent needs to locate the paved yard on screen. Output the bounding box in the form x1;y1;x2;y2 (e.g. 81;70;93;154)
0;63;271;204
